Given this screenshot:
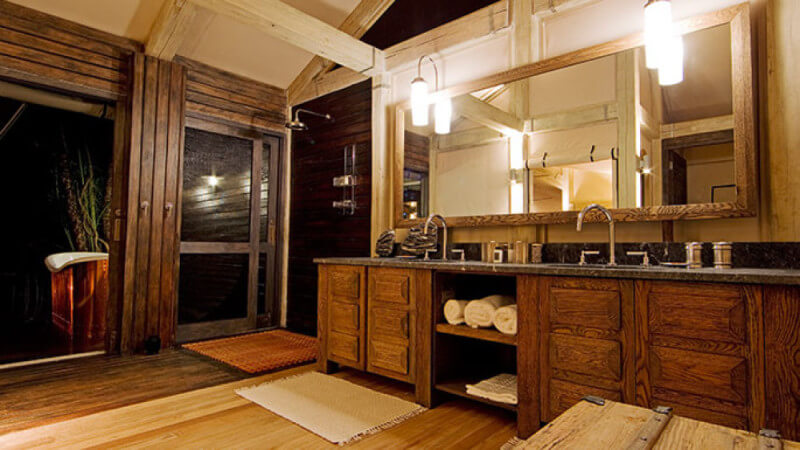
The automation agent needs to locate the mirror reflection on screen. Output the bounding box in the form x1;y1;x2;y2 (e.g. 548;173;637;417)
402;24;734;219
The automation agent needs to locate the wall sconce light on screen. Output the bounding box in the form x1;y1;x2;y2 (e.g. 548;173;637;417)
411;55;452;134
644;0;683;86
207;175;220;187
638;154;653;174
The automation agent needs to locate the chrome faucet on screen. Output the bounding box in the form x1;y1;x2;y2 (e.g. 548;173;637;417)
576;204;616;266
423;214;448;261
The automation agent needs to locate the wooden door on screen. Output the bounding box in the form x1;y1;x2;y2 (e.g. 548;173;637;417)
539;276;635;422
367;267;416;383
176;119;282;342
635;281;764;431
323;265;366;370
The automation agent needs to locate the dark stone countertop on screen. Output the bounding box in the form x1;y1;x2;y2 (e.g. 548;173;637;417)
313;257;800;286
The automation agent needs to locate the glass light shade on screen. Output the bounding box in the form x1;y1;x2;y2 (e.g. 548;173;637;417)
434;97;452;135
410;78;429;126
658;34;684;86
644;0;672;69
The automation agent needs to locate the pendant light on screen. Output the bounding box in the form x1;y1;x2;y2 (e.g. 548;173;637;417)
410;55;451;134
658;33;684;86
644;0;673;70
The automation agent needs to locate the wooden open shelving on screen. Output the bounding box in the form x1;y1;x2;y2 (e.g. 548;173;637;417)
435;377;518;412
436;323;517;346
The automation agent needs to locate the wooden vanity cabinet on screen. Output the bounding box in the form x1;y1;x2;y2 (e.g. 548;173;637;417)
318;265;432;406
634;281;764;431
537;277;636;422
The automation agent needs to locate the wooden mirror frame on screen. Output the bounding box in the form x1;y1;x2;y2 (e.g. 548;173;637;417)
392;3;755;228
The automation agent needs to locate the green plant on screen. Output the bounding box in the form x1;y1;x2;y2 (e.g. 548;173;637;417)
56;126;111;253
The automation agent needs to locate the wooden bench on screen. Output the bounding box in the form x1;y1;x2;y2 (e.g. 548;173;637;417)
509;397;800;449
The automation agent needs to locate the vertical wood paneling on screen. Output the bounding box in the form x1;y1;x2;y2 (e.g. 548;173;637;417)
122;56;186;352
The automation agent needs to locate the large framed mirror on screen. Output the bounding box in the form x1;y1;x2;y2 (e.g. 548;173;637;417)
393;3;754;228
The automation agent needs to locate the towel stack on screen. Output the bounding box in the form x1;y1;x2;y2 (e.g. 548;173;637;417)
443;295;518;335
466;373;517;405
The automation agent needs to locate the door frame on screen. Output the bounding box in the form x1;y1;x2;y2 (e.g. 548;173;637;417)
176;117;285;343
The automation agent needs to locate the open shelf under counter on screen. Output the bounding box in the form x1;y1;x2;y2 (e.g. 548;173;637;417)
435;323;517;346
435;377;518;412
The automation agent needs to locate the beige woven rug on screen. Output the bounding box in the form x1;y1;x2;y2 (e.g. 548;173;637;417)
236;372;425;444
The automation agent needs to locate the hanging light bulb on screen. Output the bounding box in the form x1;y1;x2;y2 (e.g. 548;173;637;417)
644;0;673;70
434;97;452;134
410;77;429;126
658;34;684;86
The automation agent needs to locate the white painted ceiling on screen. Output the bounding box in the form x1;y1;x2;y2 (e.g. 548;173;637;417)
7;0;362;89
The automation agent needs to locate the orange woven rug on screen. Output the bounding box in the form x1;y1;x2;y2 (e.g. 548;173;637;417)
183;329;317;374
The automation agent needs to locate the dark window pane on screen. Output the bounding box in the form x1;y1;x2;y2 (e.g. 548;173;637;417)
181;127;252;242
178;254;248;324
260;139;271;243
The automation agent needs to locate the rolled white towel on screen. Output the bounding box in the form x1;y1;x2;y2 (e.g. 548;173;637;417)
443;299;470;325
493;304;518;335
464;295;514;328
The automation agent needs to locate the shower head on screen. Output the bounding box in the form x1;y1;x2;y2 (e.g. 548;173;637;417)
285;108;332;131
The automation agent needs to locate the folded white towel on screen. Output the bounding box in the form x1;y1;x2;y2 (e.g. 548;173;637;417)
464;295;514;328
443;299;470;325
493;304;518;335
466;373;518;405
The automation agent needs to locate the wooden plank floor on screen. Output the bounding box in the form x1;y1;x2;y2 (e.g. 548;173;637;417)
0;349;248;434
0;364;517;449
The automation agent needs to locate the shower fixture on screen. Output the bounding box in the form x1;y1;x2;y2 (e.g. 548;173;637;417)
285;108;333;131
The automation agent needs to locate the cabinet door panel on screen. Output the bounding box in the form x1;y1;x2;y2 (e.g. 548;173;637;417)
650;346;747;403
329;331;360;365
329;266;362;304
649;288;746;344
370;271;411;305
550;288;621;331
368;340;410;377
550;334;621;381
369;306;409;341
330;302;360;333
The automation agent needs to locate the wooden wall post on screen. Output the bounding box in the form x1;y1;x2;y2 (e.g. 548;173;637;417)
371;70;392;253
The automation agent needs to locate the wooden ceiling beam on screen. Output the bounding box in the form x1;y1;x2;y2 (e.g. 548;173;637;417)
146;0;197;59
452;94;525;135
289;1;509;105
287;0;395;105
190;0;383;74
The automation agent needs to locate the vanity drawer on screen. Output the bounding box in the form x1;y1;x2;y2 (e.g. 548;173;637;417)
646;283;746;344
328;265;364;304
549;334;621;381
369;268;413;306
330;302;360;334
368;340;410;379
329;331;362;369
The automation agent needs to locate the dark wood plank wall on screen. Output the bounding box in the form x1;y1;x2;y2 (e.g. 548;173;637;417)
120;55;187;353
0;0;139;101
404;131;430;173
288;80;372;335
176;57;287;134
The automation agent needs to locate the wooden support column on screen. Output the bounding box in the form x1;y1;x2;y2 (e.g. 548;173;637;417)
371;70;391;254
121;55;186;353
615;49;641;209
